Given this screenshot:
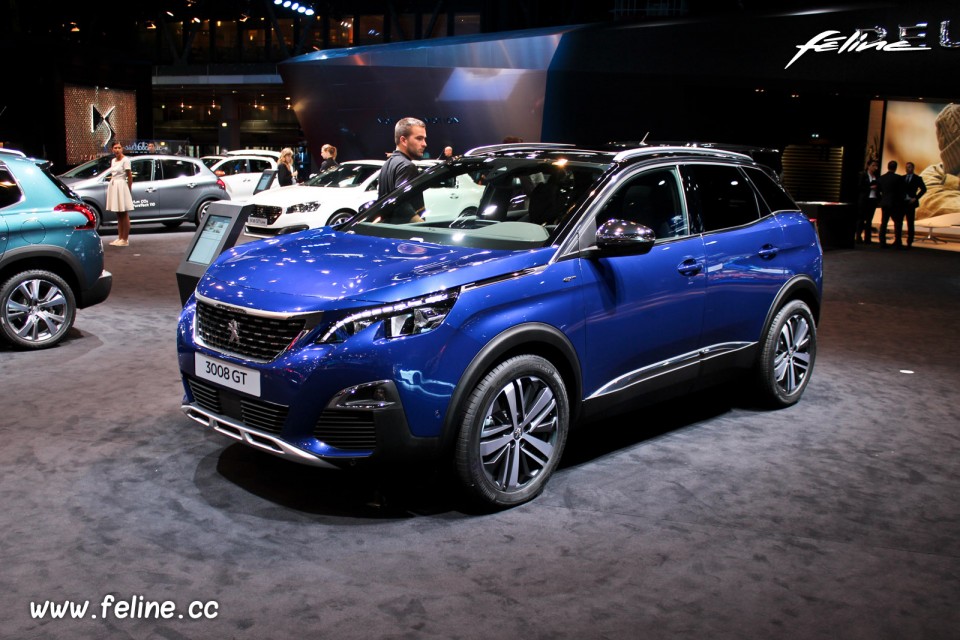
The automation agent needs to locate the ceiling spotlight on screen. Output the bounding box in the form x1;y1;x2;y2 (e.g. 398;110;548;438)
291;2;299;9
239;13;249;22
283;0;291;6
274;0;282;3
298;6;306;13
305;9;315;16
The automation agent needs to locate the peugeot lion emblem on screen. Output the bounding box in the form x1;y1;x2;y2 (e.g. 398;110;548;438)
227;319;240;345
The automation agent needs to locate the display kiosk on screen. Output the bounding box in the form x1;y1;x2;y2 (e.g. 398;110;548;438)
253;169;277;194
175;200;254;306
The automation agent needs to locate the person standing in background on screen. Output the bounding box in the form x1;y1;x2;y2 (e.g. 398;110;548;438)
319;144;338;172
443;146;454;159
856;159;880;244
277;147;297;186
902;161;927;248
378;117;427;222
878;160;906;248
106;141;133;247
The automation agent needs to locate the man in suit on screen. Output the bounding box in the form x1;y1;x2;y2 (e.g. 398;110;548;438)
878;160;906;248
856;160;880;243
902;161;927;248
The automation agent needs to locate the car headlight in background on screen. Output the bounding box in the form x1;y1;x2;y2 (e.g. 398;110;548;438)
318;289;459;344
286;201;322;214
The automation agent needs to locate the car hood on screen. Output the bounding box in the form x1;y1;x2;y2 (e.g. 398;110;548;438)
245;184;361;208
195;229;553;313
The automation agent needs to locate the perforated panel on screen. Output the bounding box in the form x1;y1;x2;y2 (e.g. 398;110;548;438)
64;85;137;165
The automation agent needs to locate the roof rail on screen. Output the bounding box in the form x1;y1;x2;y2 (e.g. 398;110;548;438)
464;142;576;157
613;145;753;163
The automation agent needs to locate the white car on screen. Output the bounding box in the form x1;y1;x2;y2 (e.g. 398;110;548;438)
206;155;278;200
244;159;454;237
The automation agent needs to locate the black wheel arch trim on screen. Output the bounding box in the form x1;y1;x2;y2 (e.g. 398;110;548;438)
762;275;821;338
440;322;582;451
0;244;88;294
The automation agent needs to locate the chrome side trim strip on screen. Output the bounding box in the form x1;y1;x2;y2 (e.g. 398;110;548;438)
461;265;548;292
586;341;757;400
182;403;341;469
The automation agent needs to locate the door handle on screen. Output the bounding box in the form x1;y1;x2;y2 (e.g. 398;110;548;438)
449;194;459;199
145;187;156;193
758;244;779;260
677;259;702;277
187;183;197;188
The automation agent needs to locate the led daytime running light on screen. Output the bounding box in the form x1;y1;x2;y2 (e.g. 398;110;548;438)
319;290;458;343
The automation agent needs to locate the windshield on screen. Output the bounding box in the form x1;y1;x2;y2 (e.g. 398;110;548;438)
60;156;112;179
306;163;380;188
342;154;610;250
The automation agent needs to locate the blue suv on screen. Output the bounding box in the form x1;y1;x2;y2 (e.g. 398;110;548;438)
1;151;111;349
177;144;822;508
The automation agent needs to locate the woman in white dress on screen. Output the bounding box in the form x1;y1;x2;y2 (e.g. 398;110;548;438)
106;141;134;246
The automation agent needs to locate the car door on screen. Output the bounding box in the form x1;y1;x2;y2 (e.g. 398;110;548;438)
577;165;707;401
679;163;787;358
128;158;160;221
156;158;202;220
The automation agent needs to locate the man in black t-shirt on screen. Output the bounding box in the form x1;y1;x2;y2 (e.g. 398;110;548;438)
378;117;427;222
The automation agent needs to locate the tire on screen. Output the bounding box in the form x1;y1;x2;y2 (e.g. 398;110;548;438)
455;355;569;508
328;210;355;227
195;199;215;226
0;270;77;349
755;299;817;408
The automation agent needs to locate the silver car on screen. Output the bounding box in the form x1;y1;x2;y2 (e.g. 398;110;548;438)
60;154;229;230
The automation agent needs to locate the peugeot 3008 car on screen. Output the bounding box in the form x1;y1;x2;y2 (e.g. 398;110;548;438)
1;151;111;349
60;154;228;230
177;143;822;508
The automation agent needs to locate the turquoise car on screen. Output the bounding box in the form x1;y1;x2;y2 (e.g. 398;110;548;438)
0;150;112;349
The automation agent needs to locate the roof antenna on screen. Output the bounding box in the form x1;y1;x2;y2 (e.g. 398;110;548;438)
639;131;649;145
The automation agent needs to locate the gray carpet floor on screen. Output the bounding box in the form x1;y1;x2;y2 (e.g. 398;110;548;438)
2;227;958;639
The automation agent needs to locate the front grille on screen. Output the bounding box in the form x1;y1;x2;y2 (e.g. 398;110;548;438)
196;301;306;362
186;376;288;434
251;204;283;225
313;410;377;451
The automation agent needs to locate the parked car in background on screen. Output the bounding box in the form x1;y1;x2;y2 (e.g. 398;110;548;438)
242;159;442;237
178;143;822;508
60;155;228;230
206;155;278;200
0;151;111;349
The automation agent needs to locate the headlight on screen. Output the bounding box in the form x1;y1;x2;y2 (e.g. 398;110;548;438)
286;201;322;214
318;289;459;344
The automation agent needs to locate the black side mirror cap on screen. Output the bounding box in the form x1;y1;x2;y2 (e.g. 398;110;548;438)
594;218;656;255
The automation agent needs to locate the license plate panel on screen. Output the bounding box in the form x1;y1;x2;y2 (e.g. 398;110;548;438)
247;216;268;226
195;353;261;397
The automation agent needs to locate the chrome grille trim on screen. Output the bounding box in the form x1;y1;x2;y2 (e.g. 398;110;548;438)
193;296;315;362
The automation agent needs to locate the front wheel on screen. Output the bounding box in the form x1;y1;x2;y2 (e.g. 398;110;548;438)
0;270;77;349
755;299;817;408
327;210;356;227
455;355;569;508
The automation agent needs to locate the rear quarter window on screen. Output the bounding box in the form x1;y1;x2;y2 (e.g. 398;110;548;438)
0;167;23;208
684;164;762;232
744;166;797;213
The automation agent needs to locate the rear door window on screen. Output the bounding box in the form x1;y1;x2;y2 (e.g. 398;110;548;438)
159;159;198;180
683;164;762;232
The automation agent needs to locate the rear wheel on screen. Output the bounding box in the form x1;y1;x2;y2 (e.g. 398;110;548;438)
755;299;817;407
0;270;76;349
455;355;569;508
194;199;215;225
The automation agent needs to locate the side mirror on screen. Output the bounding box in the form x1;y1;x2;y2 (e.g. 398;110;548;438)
595;219;656;255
